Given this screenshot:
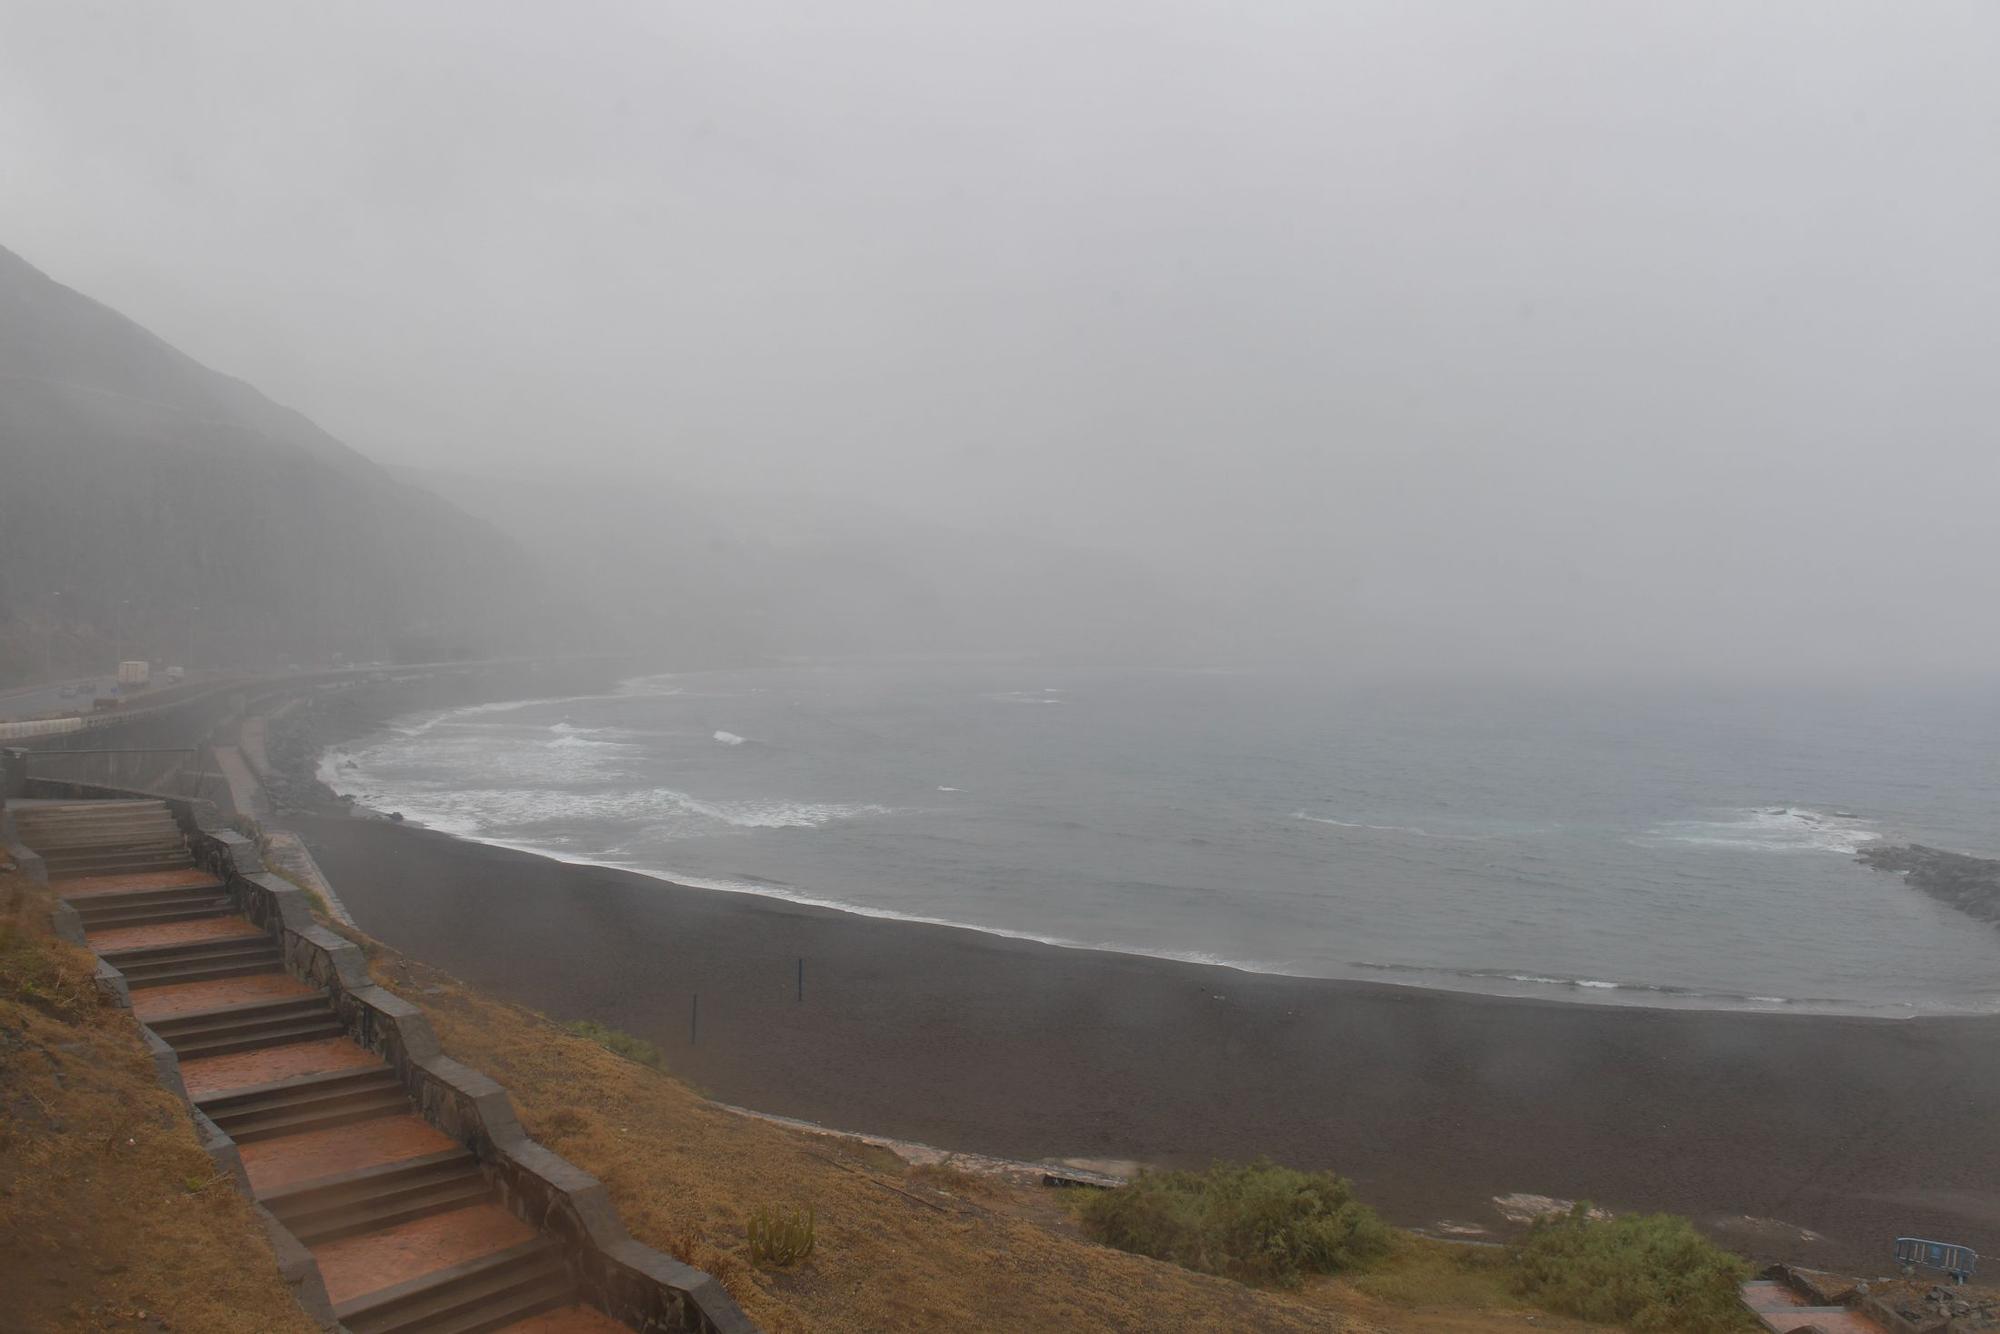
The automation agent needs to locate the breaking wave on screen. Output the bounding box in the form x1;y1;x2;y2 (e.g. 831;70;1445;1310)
1294;812;1437;837
1634;807;1880;855
1346;962;1934;1014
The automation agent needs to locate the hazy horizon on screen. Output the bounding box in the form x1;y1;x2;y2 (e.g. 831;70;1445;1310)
6;1;1998;682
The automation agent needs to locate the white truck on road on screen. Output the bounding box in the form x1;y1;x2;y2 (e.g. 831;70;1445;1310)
117;660;151;688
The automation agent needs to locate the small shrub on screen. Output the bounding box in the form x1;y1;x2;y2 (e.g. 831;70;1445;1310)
747;1204;816;1267
1512;1204;1752;1333
1074;1158;1390;1287
566;1019;665;1070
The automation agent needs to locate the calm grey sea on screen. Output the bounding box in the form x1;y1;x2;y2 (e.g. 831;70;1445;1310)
320;663;2000;1015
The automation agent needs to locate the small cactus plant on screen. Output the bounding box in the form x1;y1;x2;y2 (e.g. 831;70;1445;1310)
746;1203;816;1266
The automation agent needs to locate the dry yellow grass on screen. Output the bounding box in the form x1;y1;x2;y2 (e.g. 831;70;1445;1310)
0;865;314;1334
0;850;1620;1334
368;941;1618;1334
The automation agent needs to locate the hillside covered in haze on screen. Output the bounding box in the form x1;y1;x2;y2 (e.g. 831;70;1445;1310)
0;245;554;683
0;242;1184;688
400;465;1185;666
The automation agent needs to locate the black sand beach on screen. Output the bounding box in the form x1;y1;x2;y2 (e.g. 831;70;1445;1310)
297;810;2000;1270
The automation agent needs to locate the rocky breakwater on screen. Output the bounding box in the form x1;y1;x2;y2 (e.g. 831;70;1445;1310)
1859;843;2000;927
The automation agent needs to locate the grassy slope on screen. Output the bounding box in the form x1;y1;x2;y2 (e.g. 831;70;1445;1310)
0;865;313;1333
366;936;1615;1334
0;848;1619;1333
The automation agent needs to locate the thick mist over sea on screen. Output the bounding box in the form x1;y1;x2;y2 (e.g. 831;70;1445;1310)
9;3;2000;689
321;662;2000;1017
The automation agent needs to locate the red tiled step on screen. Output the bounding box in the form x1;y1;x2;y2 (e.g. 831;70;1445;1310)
242;1114;459;1197
133;972;320;1024
61;868;224;898
314;1201;537;1305
88;916;265;956
323;1209;568;1332
181;1036;383;1101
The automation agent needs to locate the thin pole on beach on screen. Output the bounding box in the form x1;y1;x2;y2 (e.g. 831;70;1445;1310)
690;993;699;1044
797;957;804;1003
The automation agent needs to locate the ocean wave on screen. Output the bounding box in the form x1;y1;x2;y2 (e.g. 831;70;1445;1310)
1347;962;1895;1011
394;691;664;737
309;741;1980;1018
615;672;686;696
1633;807;1880;855
322;762;889;835
1293;812;1434;836
479;854;1303;976
987;691;1064;705
314;747;359;787
545;733;626;750
713;730;747;746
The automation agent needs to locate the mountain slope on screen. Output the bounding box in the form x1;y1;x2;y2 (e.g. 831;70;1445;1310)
401;465;1187;665
0;245;549;682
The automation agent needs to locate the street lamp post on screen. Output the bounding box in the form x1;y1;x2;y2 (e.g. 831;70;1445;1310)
44;590;62;684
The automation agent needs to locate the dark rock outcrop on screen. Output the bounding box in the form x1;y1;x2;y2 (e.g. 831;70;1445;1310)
1859;843;2000;927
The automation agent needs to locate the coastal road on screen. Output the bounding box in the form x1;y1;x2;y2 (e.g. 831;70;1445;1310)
0;677;102;722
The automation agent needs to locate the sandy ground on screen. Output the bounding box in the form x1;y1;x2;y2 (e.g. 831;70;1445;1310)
294;811;2000;1273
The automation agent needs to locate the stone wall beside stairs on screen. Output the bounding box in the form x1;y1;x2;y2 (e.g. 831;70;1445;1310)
24;784;755;1334
192;829;754;1334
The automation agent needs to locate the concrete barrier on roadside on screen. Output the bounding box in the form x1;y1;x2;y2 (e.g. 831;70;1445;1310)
0;717;86;740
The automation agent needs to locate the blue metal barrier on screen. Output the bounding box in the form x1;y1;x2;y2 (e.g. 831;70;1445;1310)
1896;1237;1978;1284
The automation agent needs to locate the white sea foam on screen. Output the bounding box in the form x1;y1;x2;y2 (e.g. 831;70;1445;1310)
395;695;582;736
1347;963;1929;1014
322;759;889;835
713;730;747;746
1293;812;1432;836
520;859;1301;977
1634;807;1880;855
314;747;356;787
1498;973;1630;991
1290;811;1479;840
545;733;623;750
937;786;961;792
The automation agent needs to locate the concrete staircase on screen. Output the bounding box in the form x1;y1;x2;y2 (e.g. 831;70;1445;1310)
14;799;197;879
22;800;627;1334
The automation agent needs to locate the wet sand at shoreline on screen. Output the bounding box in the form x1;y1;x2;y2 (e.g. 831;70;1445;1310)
296;810;2000;1270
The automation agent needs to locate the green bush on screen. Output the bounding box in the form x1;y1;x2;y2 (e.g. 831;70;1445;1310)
1512;1205;1752;1332
1074;1158;1390;1287
747;1203;816;1266
566;1019;666;1070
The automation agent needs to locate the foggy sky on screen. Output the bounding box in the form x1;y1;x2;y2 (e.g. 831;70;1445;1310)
4;2;1998;681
